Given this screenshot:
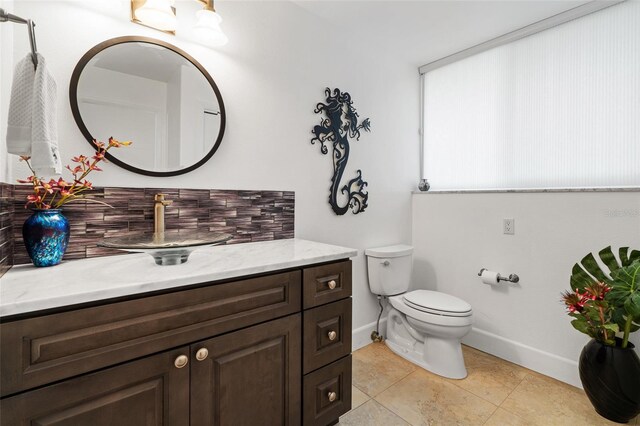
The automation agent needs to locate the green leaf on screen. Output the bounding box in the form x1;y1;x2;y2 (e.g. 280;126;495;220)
630;250;640;264
620;247;630;266
599;246;620;273
611;260;640;290
571;318;592;336
625;293;640;320
612;309;627;329
580;253;610;282
571;263;596;290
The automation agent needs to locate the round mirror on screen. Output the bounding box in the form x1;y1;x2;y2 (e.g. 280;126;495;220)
70;36;225;176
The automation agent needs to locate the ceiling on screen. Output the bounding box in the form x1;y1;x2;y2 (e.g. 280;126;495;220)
292;0;592;67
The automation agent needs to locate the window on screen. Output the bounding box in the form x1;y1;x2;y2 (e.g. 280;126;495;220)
421;1;640;190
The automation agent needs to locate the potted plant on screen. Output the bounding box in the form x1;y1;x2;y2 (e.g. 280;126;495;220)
562;246;640;423
18;137;130;267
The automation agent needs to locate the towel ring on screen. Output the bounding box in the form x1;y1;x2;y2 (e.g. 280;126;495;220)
0;8;38;68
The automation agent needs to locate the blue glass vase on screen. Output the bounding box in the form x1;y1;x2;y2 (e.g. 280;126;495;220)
22;209;70;267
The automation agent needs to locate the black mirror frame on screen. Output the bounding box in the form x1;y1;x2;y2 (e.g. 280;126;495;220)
69;36;226;177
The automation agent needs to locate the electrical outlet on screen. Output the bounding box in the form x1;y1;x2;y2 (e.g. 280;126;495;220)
503;218;515;235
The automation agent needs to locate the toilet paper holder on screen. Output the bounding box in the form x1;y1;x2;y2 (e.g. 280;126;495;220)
478;268;520;283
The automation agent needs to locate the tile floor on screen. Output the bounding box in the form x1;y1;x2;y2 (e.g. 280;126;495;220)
339;342;639;426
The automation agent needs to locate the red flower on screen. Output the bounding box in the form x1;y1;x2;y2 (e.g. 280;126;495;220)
562;291;584;313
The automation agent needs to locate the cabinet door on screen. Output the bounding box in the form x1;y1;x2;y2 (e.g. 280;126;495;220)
191;314;301;426
0;347;190;426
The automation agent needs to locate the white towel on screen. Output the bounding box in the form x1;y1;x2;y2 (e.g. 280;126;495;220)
6;53;61;176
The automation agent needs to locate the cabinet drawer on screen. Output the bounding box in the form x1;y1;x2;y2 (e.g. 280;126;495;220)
303;355;352;426
0;270;301;397
303;260;352;309
303;298;352;374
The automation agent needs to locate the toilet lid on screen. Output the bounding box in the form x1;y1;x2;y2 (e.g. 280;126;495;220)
403;290;472;317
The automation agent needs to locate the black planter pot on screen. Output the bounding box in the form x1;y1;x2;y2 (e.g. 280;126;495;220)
579;339;640;424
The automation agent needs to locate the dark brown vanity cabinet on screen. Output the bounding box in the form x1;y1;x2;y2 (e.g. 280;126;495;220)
0;260;352;426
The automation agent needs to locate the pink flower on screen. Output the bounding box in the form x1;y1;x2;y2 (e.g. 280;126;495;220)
18;137;130;209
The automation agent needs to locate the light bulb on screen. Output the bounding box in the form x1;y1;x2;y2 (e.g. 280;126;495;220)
135;0;176;32
193;9;228;46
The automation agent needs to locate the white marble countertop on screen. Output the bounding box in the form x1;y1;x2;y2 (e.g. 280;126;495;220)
0;239;357;318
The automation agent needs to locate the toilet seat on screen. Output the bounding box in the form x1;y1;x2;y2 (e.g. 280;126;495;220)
388;294;473;327
403;290;472;317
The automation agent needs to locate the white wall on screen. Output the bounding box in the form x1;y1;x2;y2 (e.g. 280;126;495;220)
179;64;219;167
0;0;14;183
79;66;168;170
412;191;640;387
1;1;419;336
166;66;181;169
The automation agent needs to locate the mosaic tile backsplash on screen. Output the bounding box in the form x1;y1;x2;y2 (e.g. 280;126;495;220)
0;185;294;271
0;183;13;276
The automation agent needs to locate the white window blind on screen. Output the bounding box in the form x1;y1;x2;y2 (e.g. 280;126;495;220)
422;2;640;190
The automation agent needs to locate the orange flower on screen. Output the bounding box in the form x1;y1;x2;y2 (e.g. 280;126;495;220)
108;137;132;147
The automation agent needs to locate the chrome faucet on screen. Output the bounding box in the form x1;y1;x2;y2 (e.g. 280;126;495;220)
154;193;173;235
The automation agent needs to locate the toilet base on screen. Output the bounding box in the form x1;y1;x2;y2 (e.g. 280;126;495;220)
385;332;468;379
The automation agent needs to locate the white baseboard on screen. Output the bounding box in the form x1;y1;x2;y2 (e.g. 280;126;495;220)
352;318;387;351
463;327;581;388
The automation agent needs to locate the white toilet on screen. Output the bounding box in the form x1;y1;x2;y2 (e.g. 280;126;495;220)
365;245;473;379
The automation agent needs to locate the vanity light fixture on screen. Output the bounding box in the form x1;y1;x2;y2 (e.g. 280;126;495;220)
130;0;228;46
131;0;177;34
192;0;228;46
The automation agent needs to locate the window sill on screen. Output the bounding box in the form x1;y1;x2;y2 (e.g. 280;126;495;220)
412;187;640;194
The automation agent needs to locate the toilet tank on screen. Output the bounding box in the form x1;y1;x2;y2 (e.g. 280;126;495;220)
365;245;413;296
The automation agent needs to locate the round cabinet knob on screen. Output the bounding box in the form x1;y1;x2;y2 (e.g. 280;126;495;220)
327;391;337;402
174;355;189;369
327;330;338;341
196;348;209;361
327;280;337;290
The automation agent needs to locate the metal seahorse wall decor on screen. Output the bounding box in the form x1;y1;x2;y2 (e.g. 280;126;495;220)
311;88;371;215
